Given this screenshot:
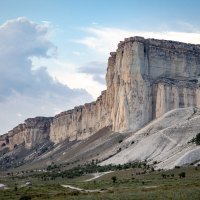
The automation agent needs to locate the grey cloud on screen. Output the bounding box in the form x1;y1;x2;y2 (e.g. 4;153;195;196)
78;61;106;84
0;17;92;133
92;74;106;85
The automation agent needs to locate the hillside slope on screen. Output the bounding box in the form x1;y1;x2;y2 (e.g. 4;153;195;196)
1;37;200;171
101;107;200;169
1;107;200;171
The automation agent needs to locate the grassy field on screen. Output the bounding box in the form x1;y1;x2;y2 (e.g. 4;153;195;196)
1;166;200;200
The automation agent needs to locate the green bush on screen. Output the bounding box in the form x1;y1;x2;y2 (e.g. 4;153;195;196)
179;172;186;178
111;176;117;183
189;133;200;145
195;133;200;145
19;195;31;200
161;174;167;179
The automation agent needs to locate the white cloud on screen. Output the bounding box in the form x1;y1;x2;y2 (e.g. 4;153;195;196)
73;25;200;98
72;51;82;56
31;57;106;99
0;17;92;134
2;19;199;134
17;113;22;117
77;26;200;56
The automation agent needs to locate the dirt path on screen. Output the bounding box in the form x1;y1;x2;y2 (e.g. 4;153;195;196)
84;171;113;182
61;184;102;193
143;185;158;189
61;171;113;193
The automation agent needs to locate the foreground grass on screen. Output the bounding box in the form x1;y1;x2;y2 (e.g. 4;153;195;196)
1;166;200;199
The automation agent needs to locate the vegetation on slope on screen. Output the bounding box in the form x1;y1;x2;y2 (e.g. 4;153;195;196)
189;133;200;145
1;163;200;200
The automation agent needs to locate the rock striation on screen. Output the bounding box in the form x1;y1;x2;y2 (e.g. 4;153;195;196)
0;117;52;150
49;36;200;143
1;36;200;149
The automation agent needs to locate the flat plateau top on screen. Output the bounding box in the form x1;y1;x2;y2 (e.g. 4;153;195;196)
117;36;200;53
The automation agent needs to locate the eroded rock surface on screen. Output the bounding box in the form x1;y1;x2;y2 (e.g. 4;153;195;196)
0;117;52;150
50;37;200;143
1;37;200;168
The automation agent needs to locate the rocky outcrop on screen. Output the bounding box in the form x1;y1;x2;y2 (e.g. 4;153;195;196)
154;78;200;118
1;36;200;148
0;117;52;150
49;37;200;143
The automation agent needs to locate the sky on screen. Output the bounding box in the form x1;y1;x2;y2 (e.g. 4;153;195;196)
0;0;200;133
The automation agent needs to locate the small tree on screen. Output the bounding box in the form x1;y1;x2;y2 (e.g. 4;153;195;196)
190;133;200;145
14;184;18;191
142;181;145;185
111;176;117;183
19;195;31;200
195;133;200;145
179;172;186;178
161;174;167;179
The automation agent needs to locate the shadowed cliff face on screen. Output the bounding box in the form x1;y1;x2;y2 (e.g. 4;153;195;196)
1;36;200;150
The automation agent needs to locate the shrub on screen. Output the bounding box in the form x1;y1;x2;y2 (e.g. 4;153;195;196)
142;181;145;185
68;191;80;196
195;133;200;145
189;133;200;145
19;195;31;200
179;172;186;178
111;176;117;183
162;174;167;179
14;184;18;191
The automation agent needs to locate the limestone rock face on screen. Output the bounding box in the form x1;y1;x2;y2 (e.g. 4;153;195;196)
155;79;199;118
0;117;52;150
49;37;200;143
49;94;110;143
1;36;200;148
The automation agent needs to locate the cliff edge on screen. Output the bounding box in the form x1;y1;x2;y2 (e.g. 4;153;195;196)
1;36;200;151
49;36;200;143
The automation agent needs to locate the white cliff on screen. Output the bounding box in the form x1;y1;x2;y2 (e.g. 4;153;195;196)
1;36;200;170
49;36;200;143
0;117;52;150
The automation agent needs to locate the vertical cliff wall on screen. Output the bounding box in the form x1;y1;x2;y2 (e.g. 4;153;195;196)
154;79;199;118
49;37;200;143
49;92;110;143
1;36;200;148
106;39;153;132
0;117;52;150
